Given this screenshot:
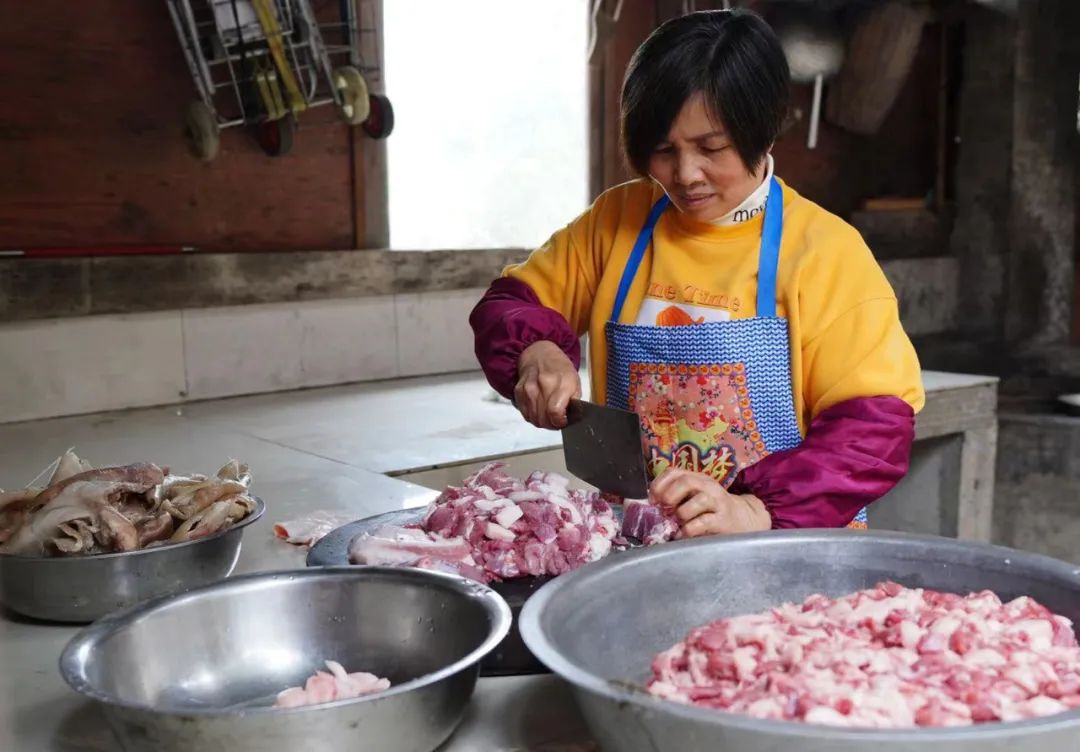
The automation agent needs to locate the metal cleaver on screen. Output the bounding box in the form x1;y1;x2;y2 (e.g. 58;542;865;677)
561;398;649;499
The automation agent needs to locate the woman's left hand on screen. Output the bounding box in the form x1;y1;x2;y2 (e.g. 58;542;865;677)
649;468;772;537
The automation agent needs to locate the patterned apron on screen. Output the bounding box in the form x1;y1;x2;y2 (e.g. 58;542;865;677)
604;177;868;528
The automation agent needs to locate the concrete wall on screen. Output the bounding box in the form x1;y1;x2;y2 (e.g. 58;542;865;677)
923;0;1079;395
995;413;1080;563
869;435;963;537
947;0;1079;349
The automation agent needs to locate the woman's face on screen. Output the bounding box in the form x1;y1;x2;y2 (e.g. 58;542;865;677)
647;92;767;222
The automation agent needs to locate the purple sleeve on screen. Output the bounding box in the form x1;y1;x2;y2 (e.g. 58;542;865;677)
469;277;581;399
728;395;915;529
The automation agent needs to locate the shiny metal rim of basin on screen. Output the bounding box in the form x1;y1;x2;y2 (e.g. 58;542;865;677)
519;528;1080;744
0;495;267;562
59;565;512;715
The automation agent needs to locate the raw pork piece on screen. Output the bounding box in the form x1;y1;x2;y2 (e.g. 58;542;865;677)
349;524;476;565
647;581;1080;728
621;498;679;545
273;660;390;708
408;555;490;583
274;510;357;547
347;462;619;582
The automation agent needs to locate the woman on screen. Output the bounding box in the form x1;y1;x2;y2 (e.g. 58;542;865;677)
470;9;923;537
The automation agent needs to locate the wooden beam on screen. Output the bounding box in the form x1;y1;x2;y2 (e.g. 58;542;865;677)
599;2;659;191
353;0;389;248
588;58;605;202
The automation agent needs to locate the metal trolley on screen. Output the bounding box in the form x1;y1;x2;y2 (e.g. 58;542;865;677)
166;0;394;159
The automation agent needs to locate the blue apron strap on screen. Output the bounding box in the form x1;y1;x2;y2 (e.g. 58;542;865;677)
756;176;783;319
610;196;670;323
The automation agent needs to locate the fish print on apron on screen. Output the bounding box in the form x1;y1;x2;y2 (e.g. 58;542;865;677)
604;177;869;529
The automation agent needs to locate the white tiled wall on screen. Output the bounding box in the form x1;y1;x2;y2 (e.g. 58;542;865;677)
0;313;186;424
0;289;488;423
395;289;481;377
183;304;307;401
298;297;399;388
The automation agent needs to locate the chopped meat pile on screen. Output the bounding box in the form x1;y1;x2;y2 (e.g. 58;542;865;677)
648;581;1080;728
348;462;619;583
0;450;258;557
274;510;356;547
622;498;679;544
273;660;390;708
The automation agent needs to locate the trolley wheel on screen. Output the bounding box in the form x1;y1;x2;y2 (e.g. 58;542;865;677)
184;100;220;161
292;14;311;45
333;66;370;125
362;94;395;139
255;116;295;157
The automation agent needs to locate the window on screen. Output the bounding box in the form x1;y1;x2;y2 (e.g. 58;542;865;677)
384;0;590;250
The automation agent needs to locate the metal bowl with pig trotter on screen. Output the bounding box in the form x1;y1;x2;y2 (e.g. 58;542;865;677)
0;496;265;622
60;566;511;752
520;529;1080;752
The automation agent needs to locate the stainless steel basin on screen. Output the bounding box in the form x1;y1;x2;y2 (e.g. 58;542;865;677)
60;566;511;751
0;496;265;622
520;529;1080;752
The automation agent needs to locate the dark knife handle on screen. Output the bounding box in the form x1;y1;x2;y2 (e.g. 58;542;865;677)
565;398;586;426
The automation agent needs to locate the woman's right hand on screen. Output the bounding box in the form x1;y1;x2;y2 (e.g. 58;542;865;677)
514;340;581;429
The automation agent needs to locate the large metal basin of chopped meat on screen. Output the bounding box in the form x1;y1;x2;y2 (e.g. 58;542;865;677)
519;529;1080;752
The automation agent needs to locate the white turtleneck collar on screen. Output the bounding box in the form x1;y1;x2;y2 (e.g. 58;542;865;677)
708;154;774;226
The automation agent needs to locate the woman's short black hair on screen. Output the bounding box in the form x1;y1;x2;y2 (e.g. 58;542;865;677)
620;9;790;176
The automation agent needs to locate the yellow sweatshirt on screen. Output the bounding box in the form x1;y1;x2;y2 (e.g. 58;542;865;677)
504;178;924;435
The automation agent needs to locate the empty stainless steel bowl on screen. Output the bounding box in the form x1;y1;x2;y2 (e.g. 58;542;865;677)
60;566;511;752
